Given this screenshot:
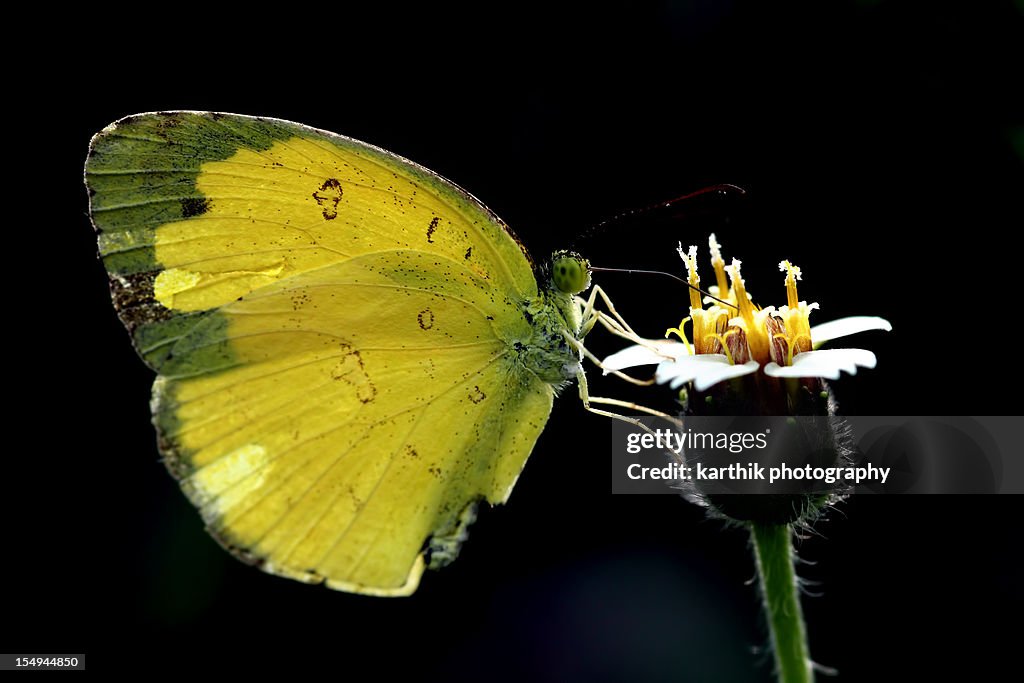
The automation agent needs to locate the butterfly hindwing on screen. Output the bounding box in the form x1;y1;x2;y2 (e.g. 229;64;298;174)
86;112;557;595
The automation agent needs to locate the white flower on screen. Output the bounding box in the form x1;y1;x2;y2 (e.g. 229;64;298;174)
601;235;891;390
603;340;688;371
810;317;892;347
656;356;760;391
763;349;877;379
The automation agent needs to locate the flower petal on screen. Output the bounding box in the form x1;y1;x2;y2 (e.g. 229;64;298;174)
763;348;877;379
655;355;759;391
811;316;892;345
602;341;690;373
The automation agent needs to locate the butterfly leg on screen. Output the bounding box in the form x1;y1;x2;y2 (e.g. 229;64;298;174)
578;286;670;358
572;331;655;388
578;284;644;341
569;286;685;428
572;364;682;434
574;286;673;388
565;331;680;424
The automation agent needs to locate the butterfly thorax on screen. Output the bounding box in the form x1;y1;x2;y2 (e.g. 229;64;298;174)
517;287;583;386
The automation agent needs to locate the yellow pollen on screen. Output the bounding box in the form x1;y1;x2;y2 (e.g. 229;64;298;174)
780;260;802;310
709;233;730;299
727;259;756;328
678;243;703;310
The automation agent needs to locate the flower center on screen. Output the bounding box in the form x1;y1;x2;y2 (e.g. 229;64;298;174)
671;239;820;367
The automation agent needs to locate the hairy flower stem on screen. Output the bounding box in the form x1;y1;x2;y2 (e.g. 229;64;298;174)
751;523;812;683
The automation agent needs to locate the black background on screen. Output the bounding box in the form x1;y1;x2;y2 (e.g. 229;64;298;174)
8;2;1023;680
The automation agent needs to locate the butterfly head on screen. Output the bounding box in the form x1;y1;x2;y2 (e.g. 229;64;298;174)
550;251;592;295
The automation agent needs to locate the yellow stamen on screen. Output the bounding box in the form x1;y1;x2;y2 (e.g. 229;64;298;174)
727;259;756;327
677;243;703;310
773;331;813;365
666;317;694;356
778;260;814;356
727;259;773;364
709;233;730;299
691;307;730;355
780;260;802;309
789;333;811;364
707;329;739;365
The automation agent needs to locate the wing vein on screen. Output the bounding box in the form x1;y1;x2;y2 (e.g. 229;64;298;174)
215;350;508;568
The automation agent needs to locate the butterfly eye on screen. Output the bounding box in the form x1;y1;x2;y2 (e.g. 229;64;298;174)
551;251;592;295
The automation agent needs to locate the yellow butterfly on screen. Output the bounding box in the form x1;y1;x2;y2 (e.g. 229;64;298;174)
85;112;642;596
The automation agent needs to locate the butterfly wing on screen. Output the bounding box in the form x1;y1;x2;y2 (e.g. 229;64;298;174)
87;112;555;595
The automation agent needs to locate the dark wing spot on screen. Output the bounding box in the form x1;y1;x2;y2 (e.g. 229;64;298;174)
312;178;343;220
290;291;312;310
426;216;439;243
356;382;378;404
329;344;376;403
417;308;435;330
180;197;211;218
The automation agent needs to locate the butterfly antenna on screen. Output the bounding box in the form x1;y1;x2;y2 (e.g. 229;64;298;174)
597;184;746;231
590;266;738;310
572;184;748;247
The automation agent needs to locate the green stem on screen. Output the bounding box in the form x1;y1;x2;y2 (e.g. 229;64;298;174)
750;523;813;683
